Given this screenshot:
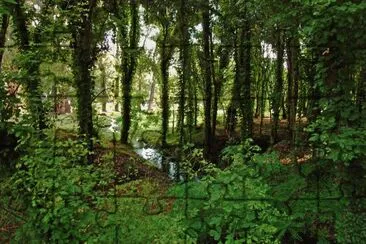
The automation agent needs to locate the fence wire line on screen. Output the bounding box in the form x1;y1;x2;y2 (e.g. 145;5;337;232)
2;43;366;244
4;43;366;50
2;92;366;241
7;93;364;103
46;71;366;242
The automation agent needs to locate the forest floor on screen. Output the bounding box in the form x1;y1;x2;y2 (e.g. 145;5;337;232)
142;116;311;163
0;132;174;242
54;114;311;177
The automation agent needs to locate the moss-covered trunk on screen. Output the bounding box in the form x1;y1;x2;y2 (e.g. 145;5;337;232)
71;0;97;162
286;37;300;147
239;19;253;140
120;0;139;144
0;15;8;72
177;0;190;146
12;1;46;131
160;33;170;147
202;3;213;157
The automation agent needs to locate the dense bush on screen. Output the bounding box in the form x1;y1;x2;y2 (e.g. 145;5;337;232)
169;138;366;243
10;139;114;243
170;141;288;243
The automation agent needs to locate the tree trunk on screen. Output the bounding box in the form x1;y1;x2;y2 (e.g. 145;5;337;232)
357;67;366;113
187;69;194;142
147;78;156;112
0;15;9;125
212;44;230;139
100;65;107;112
114;41;120;112
114;77;119;111
12;1;46;131
71;0;97;162
160;22;172;147
226;32;241;139
239;19;253;140
160;40;169;147
281;96;287;120
259;50;269;135
271;31;284;144
306;53;318;122
259;64;267;135
0;15;8;72
194;83;198;128
120;0;139;144
178;0;190;146
286;37;300;147
202;3;213;158
254;65;261;119
286;38;293;128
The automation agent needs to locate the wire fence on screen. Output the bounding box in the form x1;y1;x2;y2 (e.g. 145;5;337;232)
1;27;366;243
1;79;366;243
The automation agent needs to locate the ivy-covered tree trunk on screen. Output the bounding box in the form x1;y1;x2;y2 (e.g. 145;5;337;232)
160;25;171;147
306;53;318;122
0;15;8;72
226;32;241;139
254;54;262;119
147;78;156;112
187;32;197;142
177;0;190;146
71;0;97;162
192;55;200;128
12;0;46;131
357;67;366;113
100;64;107;112
158;8;174;147
212;44;229;139
114;41;120;112
281;96;287;120
271;31;284;144
286;37;300;147
120;0;139;144
187;68;194;143
239;19;253;140
194;81;198;127
0;14;9;126
202;3;213;157
114;77;119;111
259;58;269;135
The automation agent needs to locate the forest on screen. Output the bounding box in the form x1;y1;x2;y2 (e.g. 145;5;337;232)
0;0;365;243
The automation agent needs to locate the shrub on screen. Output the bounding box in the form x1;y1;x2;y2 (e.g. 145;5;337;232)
171;140;289;243
11;139;114;243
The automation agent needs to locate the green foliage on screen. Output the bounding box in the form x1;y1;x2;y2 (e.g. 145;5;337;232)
181;144;217;179
335;208;366;243
170;138;365;242
0;0;16;15
221;139;262;164
305;90;366;242
307;100;366;166
171;143;288;243
10;139;114;242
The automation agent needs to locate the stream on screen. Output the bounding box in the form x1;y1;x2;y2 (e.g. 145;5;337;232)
108;117;179;179
134;143;179;180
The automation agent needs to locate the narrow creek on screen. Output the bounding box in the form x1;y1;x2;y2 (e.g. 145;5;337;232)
108;117;179;179
133;142;179;180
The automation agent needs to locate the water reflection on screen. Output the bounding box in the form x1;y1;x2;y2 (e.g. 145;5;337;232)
134;146;179;180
